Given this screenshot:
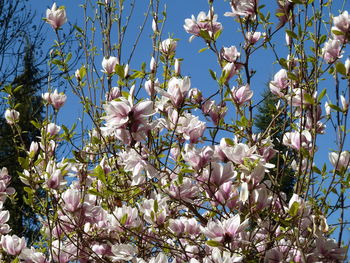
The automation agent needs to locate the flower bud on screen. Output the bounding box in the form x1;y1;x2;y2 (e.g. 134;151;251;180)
340;95;348;111
345;58;350;75
174;59;181;76
150;57;156;72
325;101;331;116
4;109;20;125
152;18;157;33
46;3;67;30
75;69;81;81
124;64;129;78
102;56;119;75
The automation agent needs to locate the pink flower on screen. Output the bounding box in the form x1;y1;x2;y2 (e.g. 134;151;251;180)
188;88;203;104
231;84;253;105
182;145;213;170
246;31;261;44
329;151;350;171
184;11;222;41
332;11;350;42
169;217;200;236
62;188;82;212
46;123;61;136
202;100;227;125
201;214;248;243
144;79;160;97
102;56;119;74
220;46;240;63
283;130;312;151
113;206;141;228
50;89;67;110
269;69;289;97
224;0;258;17
315;238;346;261
46;3;67;29
166;77;191;107
322;39;342;63
201;162;236;188
111;244;137;262
177;113;206;143
105;87;121;101
1;234;26;256
4;109;19;125
222;62;240;82
222;143;256;164
160;38;177;56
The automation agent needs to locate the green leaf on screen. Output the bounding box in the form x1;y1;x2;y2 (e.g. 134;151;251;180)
199;30;211;41
120;214;128;225
214;29;222;40
206;240;221;247
317;88;327;102
303;93;314;105
154;199;159;213
329;104;342;112
93;165;107;185
289;202;299;217
336;62;346;76
198;47;209;53
209;69;217;80
115;64;125;78
286;30;298;40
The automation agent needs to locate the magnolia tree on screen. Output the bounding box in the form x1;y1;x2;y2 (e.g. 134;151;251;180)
1;0;350;262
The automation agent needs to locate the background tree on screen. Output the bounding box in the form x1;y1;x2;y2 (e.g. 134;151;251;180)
255;88;295;198
0;42;43;244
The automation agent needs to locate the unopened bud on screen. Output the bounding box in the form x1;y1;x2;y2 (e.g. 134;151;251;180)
124;64;129;78
340;95;348;111
150;57;156;72
174;59;181;76
152;18;157;33
345;58;350;75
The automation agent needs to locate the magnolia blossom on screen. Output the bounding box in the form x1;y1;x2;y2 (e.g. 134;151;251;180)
220;46;240;63
246;31;261;44
182;145;213;170
269;69;289;97
201;214;248;243
105;87;121;101
46;3;67;29
160;77;191;107
160;38;177;56
111;244;137;262
46;123;61;136
231;84;253;105
322;39;342;63
174;58;181;75
51;89;67;109
222;62;241;82
224;0;258;17
177;113;206;143
332;11;350;42
1;234;26;256
184;11;222;41
102;56;119;74
101;98;155;142
345;58;350;75
144;79;160;97
4;109;19;125
202;100;227;125
61;188;82;212
329;151;350;171
283;130;312;151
